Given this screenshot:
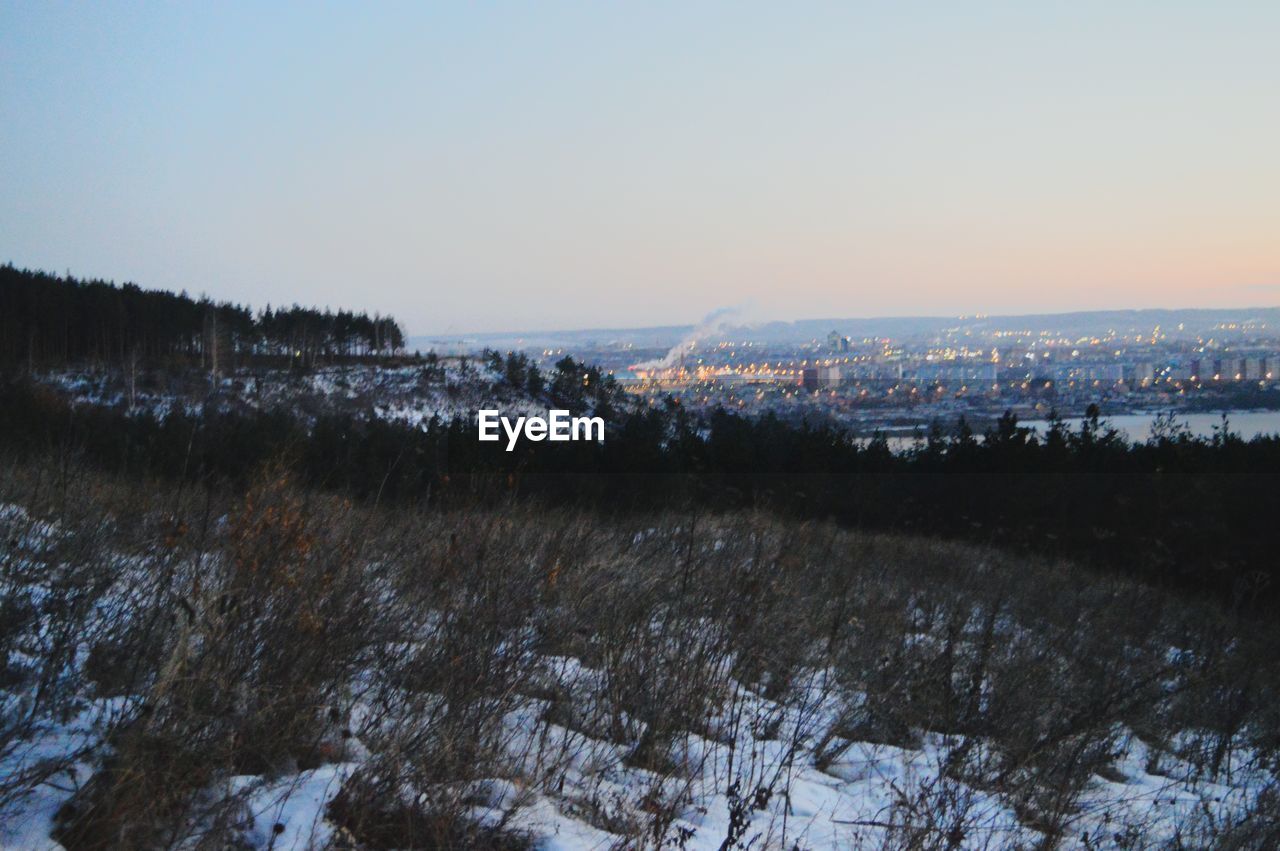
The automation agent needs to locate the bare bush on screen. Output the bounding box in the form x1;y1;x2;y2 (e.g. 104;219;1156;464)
0;456;1275;848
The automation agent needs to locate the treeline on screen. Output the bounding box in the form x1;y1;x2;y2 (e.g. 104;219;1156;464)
482;348;616;415
2;377;1278;608
0;264;405;370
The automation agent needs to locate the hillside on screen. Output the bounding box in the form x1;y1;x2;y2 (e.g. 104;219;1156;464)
31;357;561;428
0;460;1276;849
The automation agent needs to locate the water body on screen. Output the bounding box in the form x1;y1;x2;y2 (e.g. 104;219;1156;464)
1022;411;1280;443
880;410;1280;452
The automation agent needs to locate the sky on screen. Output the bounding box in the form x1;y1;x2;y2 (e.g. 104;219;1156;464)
2;2;1278;335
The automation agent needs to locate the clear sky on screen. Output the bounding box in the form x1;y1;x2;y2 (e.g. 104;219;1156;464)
2;2;1277;335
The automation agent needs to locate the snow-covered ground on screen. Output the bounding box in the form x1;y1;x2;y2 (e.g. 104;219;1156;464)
2;664;1271;849
0;501;1274;849
36;360;565;431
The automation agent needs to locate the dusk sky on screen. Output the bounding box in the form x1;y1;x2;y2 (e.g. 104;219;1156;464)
2;2;1278;335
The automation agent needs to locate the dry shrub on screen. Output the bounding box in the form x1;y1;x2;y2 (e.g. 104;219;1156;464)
0;455;1276;848
53;471;379;847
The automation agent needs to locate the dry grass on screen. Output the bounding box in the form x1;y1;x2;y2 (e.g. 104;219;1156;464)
0;455;1277;849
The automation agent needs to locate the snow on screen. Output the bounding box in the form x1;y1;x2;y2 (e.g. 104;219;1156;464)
0;701;125;851
35;360;562;431
232;763;358;851
0;500;1274;849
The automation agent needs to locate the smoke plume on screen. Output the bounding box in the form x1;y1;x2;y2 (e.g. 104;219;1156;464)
631;305;750;372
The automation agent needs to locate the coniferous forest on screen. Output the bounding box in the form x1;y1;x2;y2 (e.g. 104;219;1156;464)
0;264;405;370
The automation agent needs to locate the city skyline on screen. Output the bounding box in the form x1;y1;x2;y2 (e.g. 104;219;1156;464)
3;3;1278;335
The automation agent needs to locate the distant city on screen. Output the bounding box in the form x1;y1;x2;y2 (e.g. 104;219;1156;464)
414;307;1280;434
